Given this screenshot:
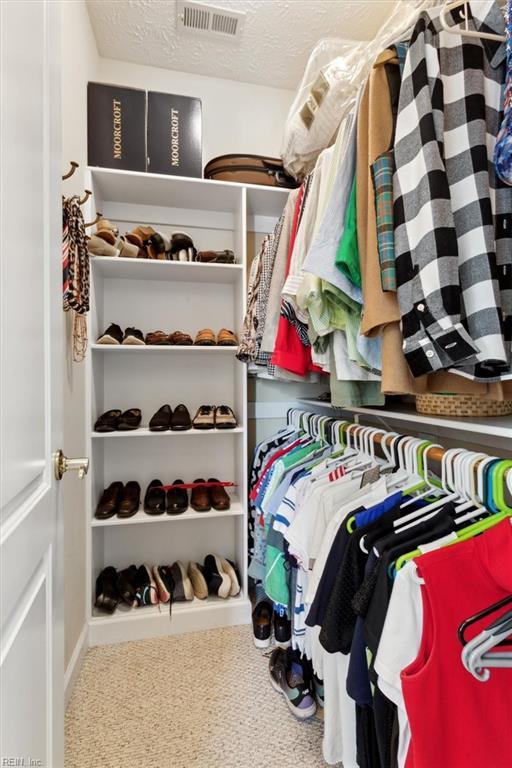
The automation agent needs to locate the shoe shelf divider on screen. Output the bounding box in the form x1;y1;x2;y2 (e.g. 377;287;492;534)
84;167;288;645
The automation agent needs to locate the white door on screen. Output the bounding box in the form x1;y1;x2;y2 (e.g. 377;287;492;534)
1;1;65;766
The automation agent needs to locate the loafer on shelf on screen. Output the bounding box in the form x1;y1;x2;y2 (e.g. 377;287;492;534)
195;250;235;264
188;562;208;599
97;323;123;345
144;479;166;515
207;478;231;510
194;328;216;346
166;479;188;515
217;328;238;346
94;409;122;432
192;405;215;430
117;408;142;431
117;481;141;518
116;565;138;607
122;327;145;345
95;481;124;519
169;331;193;346
215;405;237;429
191;479;211;512
95;567;119;614
149;404;172;432
145;330;171;345
170;403;192;431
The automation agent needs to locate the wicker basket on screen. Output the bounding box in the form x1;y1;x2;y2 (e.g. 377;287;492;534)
416;393;512;417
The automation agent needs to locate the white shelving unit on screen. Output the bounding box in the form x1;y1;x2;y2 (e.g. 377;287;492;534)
85;167;288;645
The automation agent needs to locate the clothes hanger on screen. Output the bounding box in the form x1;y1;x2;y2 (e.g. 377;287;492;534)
439;1;506;42
399;442;444;507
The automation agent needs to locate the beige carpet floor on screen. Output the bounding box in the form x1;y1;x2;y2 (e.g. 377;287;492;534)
65;625;329;768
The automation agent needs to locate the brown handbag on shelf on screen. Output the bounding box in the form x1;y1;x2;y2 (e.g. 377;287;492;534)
204;154;298;188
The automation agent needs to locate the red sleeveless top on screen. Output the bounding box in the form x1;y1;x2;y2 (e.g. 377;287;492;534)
402;519;512;768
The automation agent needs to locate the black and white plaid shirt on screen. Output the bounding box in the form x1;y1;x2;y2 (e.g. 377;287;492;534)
393;0;512;380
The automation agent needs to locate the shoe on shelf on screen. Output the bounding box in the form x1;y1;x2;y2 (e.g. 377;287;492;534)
217;328;238;346
95;481;124;519
274;608;291;649
117;481;141;518
153;565;175;604
149;404;172;432
145;330;171;345
126;226;165;260
170;561;194;601
215;405;237;429
170;403;192;431
144;479;166;515
207;478;231;511
87;234;119;258
166;480;188;515
95;567;119;614
122;327;145;345
194;328;216;346
134;564;158;606
195;250;235;264
116;565;138;607
268;648;317;720
221;558;241;596
94;409;122;432
190;479;211;512
252;600;273;649
192;405;215;430
97;323;123;345
169;331;193;346
188;562;208;599
117;408;142;431
203;554;231;599
95;218;119;244
169;231;196;262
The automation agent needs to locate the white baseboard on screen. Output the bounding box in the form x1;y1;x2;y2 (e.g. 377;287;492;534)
64;622;88;708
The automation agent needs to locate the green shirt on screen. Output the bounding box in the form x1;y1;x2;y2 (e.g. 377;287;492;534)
335;178;361;288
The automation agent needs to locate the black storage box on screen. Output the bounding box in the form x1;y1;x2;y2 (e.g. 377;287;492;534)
88;82;146;172
147;91;202;177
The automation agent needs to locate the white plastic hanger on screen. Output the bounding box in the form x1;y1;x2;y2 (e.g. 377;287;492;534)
439;1;506;42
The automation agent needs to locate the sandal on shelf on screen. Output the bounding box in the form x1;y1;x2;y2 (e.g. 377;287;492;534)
145;330;171;345
217;328;238;346
169;231;196;262
149;404;172;432
94;409;122;432
194;328;216;346
115;236;139;259
95;219;119;245
169;330;193;346
117;408;142;431
195;250;235;264
95;567;119;614
215;405;237;429
87;234;118;258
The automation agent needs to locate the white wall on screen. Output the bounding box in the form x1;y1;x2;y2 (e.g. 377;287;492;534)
96;58;294;163
61;0;99;671
61;1;294;672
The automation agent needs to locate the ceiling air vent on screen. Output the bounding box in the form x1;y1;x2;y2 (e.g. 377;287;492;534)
177;1;245;42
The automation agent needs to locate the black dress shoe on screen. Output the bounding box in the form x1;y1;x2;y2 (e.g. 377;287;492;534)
95;567;119;614
97;323;123;345
170;403;192;431
274;608;291;648
166;480;188;515
149;404;172;432
116;565;138;606
144;479;166;515
122;326;145;345
252;600;272;649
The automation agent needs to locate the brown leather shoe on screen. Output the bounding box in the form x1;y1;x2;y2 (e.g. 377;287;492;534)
117;481;141;518
191;479;211;512
145;330;171;345
207;478;231;510
95;482;123;519
217;328;238;346
195;250;235;264
169;331;193;345
194;328;216;346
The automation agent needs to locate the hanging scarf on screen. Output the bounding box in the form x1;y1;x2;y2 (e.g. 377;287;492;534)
62;196;89;361
494;0;512;184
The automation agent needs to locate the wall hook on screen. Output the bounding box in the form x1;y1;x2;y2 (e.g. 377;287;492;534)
84;212;103;228
62;161;79;181
79;189;92;205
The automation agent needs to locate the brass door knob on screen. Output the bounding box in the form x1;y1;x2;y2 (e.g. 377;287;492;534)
53;450;89;480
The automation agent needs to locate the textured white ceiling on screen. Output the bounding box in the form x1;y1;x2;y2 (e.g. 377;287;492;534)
86;0;396;90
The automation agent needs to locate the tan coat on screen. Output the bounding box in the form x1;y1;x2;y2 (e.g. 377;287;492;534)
357;49;512;399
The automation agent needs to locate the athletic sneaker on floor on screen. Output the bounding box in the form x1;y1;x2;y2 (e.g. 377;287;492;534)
252;600;273;649
268;647;317;720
